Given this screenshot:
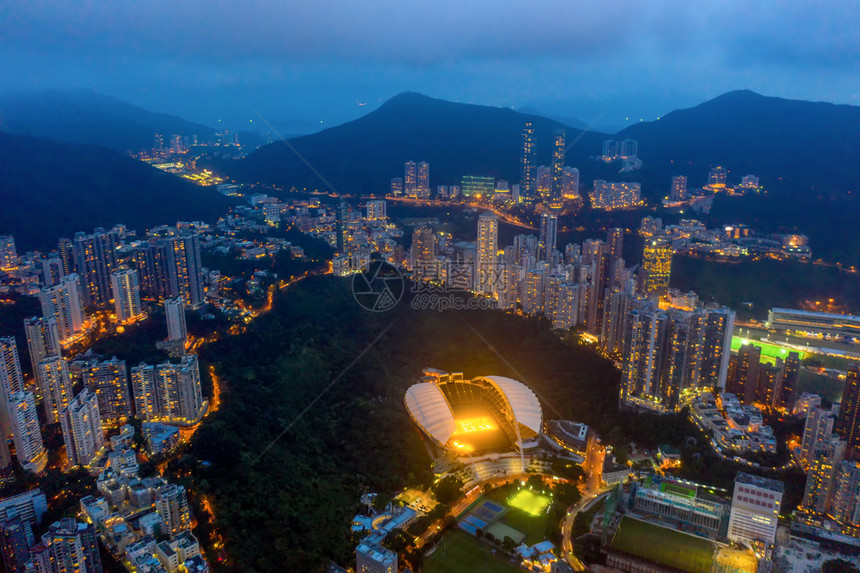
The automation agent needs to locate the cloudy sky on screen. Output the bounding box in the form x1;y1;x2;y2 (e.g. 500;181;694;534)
2;0;858;131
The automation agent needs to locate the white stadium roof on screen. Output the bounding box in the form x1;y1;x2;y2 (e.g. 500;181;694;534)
404;382;457;445
404;375;543;446
475;376;543;435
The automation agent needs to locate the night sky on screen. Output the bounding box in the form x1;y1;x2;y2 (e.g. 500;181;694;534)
2;1;858;132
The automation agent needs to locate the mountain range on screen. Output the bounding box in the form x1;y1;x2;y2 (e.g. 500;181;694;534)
0;89;215;152
0;132;233;250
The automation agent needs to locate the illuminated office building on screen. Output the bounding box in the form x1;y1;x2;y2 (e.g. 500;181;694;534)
82;358;131;427
60;388;105;469
73;229;118;307
36;356;73;424
8;392;47;475
476;214;498;295
727;473;783;548
520;122;536;200
641;237;673;298
39;275;85;344
110;269;144;324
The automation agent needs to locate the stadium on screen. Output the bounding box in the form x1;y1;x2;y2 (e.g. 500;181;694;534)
404;368;543;455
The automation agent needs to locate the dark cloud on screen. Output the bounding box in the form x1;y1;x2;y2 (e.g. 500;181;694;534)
0;0;857;128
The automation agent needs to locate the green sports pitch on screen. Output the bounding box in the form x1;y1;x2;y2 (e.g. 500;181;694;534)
507;489;551;517
731;337;806;365
610;516;714;573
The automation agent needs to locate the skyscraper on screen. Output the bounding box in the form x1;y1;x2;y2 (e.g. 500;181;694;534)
60;388;105;469
0;514;34;573
522;268;545;316
520;122;536;201
551;129;566;198
23;317;60;378
561;167;580;199
164;297;187;342
73;229;118;307
641;237;673;298
57;238;74;277
132;241;169;298
836;364;860;452
587;243;612;334
410;226;436;281
476;214;498;295
404;161;417;196
8;392;47;474
417;161;430;197
82;358;131;427
0;338;25;439
777;352;801;412
36;356;73;424
40;258;64;287
800;407;838;469
536;166;551;199
130;364;158;421
831;461;860;530
607;228;624;266
110;269;144;323
670;176;688;201
39;274;85;344
0;236;17;271
801;435;845;515
155;484;192;537
152;355;205;425
335;201;349;254
162;233;204;308
539;214;558;262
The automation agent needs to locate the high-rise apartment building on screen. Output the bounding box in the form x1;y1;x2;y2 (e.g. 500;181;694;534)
82;358;131;427
132;241;169;298
836;364;860;451
708;166;727;189
40;258;64;287
0;514;34;573
57;238;74;277
801;407;838;469
404;161;417;196
73;229;119;307
132;356;204;425
44;518;102;573
0;236;17;271
670;176;688;201
155;484;192;537
0;338;25;439
110;269;144;323
366;200;387;221
476;214;498;295
801;435;846;514
410;226;436;281
60;388;105;469
36;356;73;424
23;317;60;378
561;167;580;199
520;122;536;201
587;243;612;334
831;461;860;531
39;274;85;344
162;233;204;308
417;161;430;197
551;130;566;198
8;392;47;474
539;214;557;262
164;297;187;342
641;237;673;298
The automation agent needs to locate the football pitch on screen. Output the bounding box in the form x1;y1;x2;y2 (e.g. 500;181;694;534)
731;337;807;364
610;516;714;573
507;489;551;517
424;531;522;573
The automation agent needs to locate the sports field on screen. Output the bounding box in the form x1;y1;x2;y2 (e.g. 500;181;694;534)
507;489;551;517
610;516;714;573
424;531;522;573
730;337;806;365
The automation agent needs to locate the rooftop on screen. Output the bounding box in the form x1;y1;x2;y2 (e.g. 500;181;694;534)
735;472;784;492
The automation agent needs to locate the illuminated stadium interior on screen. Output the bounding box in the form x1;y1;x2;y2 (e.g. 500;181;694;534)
404;369;543;455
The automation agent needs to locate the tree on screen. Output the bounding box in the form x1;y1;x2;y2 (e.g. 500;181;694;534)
502;536;516;552
554;483;582;507
527;475;544;490
823;559;860;573
433;475;464;505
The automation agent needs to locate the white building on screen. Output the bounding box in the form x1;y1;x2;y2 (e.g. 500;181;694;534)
727;472;783;549
0;337;26;439
23;316;61;381
164;297;187;342
366;200;387;221
39;274;85;343
155;484;192;537
60;388;105;469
